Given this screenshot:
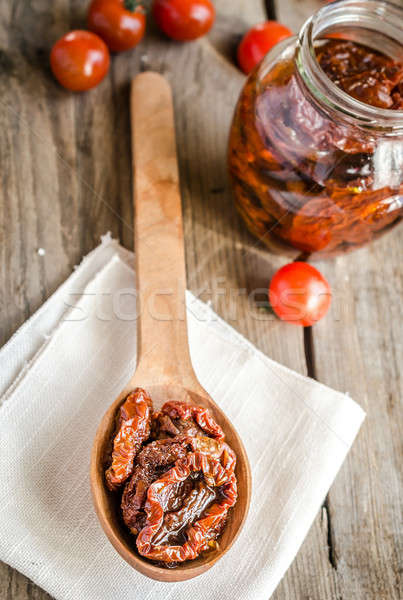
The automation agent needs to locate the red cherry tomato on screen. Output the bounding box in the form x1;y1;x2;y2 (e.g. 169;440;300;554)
269;262;331;327
152;0;215;41
237;20;293;74
50;30;110;91
88;0;146;53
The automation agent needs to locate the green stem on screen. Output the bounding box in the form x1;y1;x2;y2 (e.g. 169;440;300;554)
124;0;143;12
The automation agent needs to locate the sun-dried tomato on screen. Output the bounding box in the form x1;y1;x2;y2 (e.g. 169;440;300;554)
136;451;237;563
121;435;236;534
106;391;238;567
121;437;193;534
151;411;203;439
160;401;225;440
316;40;403;110
105;388;152;491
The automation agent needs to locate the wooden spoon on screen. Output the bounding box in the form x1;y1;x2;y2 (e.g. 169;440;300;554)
90;72;251;582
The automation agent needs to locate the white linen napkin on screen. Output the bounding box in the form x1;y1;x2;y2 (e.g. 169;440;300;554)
0;234;365;600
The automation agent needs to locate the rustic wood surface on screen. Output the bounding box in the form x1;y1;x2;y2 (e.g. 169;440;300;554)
0;0;402;598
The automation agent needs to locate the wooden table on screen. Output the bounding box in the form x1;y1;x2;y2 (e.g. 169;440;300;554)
1;1;402;598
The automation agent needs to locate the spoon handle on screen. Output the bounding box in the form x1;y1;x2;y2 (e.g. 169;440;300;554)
131;72;195;387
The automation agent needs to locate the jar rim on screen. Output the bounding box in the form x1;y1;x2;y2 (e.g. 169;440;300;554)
297;0;403;133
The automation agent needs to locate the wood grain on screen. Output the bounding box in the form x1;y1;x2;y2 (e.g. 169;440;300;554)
131;72;194;387
0;0;401;597
310;232;403;600
272;2;403;599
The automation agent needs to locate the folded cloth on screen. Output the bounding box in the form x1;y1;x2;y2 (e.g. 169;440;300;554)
0;234;365;600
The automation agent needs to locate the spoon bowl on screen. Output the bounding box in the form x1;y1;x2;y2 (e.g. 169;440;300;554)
90;72;251;582
91;383;251;581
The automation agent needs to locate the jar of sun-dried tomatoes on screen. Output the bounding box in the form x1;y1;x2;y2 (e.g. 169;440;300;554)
228;0;403;257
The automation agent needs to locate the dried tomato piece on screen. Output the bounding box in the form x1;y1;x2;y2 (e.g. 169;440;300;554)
316;40;403;109
105;388;152;491
136;452;237;563
151;411;204;440
122;436;236;534
105;391;238;566
191;436;237;474
160;401;225;440
150;478;219;549
121;437;193;534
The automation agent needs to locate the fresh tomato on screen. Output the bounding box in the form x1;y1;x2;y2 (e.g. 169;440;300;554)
88;0;146;53
152;0;215;41
237;20;293;74
50;30;110;91
269;262;331;327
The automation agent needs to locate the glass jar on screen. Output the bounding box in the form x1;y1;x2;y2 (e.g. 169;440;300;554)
228;0;403;258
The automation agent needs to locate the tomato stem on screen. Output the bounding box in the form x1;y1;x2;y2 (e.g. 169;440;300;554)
124;0;144;12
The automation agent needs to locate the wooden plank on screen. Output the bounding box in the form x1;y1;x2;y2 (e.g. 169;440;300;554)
2;0;401;599
270;1;344;597
273;2;403;598
310;230;403;600
0;0;308;598
0;0;126;597
0;565;52;600
274;0;322;32
0;3;309;376
0;0;125;346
